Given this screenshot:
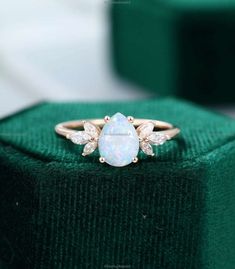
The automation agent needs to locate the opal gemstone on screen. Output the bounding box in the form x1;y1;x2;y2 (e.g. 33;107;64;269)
98;113;139;167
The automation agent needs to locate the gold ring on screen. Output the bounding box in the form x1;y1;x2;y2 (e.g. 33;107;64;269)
55;112;180;167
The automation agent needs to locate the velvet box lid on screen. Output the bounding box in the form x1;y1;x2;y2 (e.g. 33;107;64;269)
111;0;235;103
0;98;235;269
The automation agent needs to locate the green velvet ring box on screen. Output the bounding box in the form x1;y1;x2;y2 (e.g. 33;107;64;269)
111;0;235;103
0;98;235;269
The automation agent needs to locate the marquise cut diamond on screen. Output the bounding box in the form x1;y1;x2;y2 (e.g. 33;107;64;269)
70;131;91;145
84;122;100;138
148;133;169;145
140;141;153;156
137;122;155;139
83;141;97;156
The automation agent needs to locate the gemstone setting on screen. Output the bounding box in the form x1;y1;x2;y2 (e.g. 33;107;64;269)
98;112;139;167
70;131;91;145
137;122;169;156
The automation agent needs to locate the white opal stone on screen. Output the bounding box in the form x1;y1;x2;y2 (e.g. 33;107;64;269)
98;112;139;167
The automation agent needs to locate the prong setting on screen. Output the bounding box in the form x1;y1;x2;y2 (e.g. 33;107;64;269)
99;157;106;163
127;116;134;123
104;116;110;122
133;157;138;163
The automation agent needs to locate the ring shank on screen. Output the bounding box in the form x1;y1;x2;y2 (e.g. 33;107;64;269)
55;118;180;140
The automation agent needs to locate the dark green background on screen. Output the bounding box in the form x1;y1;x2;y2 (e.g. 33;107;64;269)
0;98;235;268
111;0;235;103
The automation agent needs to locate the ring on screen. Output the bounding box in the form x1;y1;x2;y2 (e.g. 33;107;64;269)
55;112;180;167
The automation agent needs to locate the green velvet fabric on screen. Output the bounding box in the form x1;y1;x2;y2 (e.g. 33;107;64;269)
111;0;235;103
0;98;235;269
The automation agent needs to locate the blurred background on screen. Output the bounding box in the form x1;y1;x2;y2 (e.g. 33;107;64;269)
0;0;234;118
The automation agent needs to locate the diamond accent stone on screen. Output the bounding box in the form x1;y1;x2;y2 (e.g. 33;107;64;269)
140;141;153;156
70;131;91;145
83;141;97;156
137;122;155;139
98;112;139;167
137;121;170;156
84;122;100;139
148;133;169;145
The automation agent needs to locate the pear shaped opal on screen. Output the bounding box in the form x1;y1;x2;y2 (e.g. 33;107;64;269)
98;113;139;167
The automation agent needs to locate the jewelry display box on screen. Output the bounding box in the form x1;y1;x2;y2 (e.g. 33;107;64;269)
111;0;235;103
0;98;235;269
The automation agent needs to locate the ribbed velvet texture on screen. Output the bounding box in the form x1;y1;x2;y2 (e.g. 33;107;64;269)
0;98;235;269
111;0;235;103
